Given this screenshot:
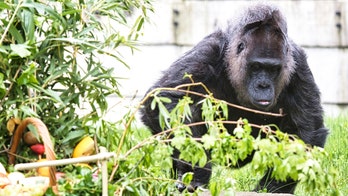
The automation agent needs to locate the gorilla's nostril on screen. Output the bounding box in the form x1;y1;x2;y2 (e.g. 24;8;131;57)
258;82;270;89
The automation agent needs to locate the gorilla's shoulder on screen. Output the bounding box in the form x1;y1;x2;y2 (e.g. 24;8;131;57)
180;30;228;66
290;41;308;67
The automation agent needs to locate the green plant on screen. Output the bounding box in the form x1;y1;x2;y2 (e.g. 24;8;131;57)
0;0;152;161
325;115;348;195
55;166;104;196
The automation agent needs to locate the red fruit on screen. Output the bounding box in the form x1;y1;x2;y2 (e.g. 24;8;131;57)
30;144;45;155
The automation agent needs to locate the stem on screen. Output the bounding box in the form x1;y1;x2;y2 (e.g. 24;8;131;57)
0;65;22;105
0;0;23;45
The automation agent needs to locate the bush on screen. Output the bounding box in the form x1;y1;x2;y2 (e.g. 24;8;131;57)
0;0;152;161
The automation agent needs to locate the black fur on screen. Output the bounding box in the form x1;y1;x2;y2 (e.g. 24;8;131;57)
140;4;328;193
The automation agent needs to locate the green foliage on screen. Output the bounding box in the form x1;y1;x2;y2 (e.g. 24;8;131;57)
0;0;157;195
55;166;105;196
0;0;152;160
323;115;348;195
230;114;347;195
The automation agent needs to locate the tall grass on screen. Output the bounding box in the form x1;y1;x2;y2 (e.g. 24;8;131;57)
322;115;348;195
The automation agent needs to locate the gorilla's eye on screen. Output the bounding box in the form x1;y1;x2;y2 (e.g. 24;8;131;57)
237;42;245;54
251;64;261;72
271;66;281;73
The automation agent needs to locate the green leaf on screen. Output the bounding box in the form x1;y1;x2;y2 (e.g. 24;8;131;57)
8;23;25;44
137;17;144;31
61;130;86;144
42;89;63;103
17;62;38;85
233;126;244;139
182;172;193;185
252;151;261;170
171;136;186;149
198;152;207;168
1;15;26;43
22;2;66;25
0;46;8;54
30;84;64;104
0;73;6;99
19;105;38;117
220;101;228;119
150;96;157;110
10;44;31;58
22;9;35;43
0;2;11;9
157;101;170;129
27;124;42;143
159;96;172;104
202;134;215;149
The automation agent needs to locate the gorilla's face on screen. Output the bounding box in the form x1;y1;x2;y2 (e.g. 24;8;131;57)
227;19;294;111
243;24;287;110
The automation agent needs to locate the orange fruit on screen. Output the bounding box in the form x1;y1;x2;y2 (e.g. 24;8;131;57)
36;159;50;177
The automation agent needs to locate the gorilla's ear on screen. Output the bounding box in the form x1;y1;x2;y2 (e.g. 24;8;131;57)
215;31;229;59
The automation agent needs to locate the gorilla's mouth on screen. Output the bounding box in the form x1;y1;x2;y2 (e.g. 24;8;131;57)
252;99;273;110
257;100;271;106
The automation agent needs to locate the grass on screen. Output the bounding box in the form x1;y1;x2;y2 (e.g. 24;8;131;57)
320;115;348;194
224;114;348;195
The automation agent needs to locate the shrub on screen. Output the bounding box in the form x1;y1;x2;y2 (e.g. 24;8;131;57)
0;0;152;162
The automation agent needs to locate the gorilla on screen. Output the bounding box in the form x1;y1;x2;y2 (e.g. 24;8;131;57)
140;3;328;193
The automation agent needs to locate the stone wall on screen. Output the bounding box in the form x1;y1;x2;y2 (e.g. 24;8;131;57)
110;0;348;117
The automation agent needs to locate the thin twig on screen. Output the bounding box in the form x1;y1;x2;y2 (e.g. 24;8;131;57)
163;83;284;117
7;151;35;163
0;65;22;104
0;0;23;45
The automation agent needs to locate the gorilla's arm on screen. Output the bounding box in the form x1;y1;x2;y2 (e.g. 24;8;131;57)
141;30;227;134
281;44;328;147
